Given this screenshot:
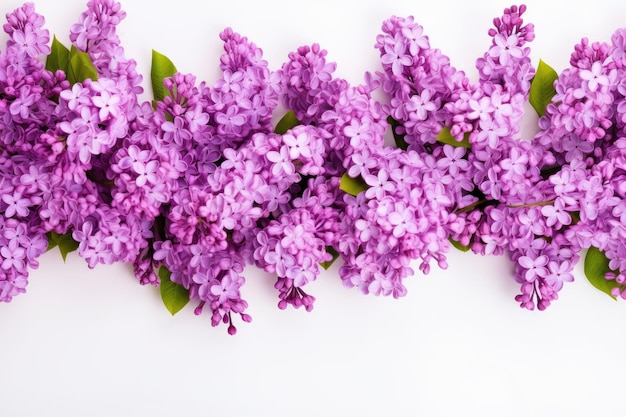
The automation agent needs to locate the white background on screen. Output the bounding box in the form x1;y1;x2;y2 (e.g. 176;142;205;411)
2;0;626;416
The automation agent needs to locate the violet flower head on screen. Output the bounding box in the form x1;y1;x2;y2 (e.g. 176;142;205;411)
5;0;626;329
3;2;50;57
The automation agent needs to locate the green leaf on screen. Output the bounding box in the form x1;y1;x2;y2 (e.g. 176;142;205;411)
159;266;189;315
67;46;98;85
339;173;368;196
48;231;79;262
275;110;300;134
387;116;408;150
449;238;470;252
45;36;70;74
151;50;177;103
436;126;470;148
320;246;340;270
46;232;58;251
584;247;620;300
529;59;558;117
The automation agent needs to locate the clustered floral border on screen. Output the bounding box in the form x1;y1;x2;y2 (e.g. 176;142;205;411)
1;1;625;334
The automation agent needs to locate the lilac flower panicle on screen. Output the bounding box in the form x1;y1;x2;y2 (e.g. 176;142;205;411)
4;2;50;57
4;0;626;333
0;3;66;301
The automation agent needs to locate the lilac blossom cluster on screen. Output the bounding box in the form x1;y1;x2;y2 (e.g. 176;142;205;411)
366;6;581;310
0;0;156;302
52;0;149;270
533;28;626;299
2;0;626;333
0;3;62;302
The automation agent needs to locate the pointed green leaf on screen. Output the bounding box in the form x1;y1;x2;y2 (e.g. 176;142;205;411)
275;110;300;134
449;238;470;252
320;246;340;270
584;247;620;300
45;36;70;73
387;116;408;150
67;46;98;85
159;266;189;315
151;50;177;103
339;173;368;196
49;231;79;262
529;59;558;117
436;126;470;148
46;231;58;251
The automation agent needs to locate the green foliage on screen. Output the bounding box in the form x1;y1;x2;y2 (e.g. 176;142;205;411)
47;231;79;262
584;247;620;300
529;59;558;117
339;173;368;196
67;46;98;85
275;110;300;134
45;36;70;74
436;126;470;148
449;238;471;252
320;246;340;270
151;50;178;103
45;38;98;85
159;266;190;315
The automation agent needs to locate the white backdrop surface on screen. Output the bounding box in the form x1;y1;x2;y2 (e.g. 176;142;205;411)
2;0;626;416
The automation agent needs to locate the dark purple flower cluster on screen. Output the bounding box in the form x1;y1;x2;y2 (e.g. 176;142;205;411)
2;0;626;332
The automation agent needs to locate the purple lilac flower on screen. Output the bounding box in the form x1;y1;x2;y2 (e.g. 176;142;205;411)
144;27;287;332
69;0;142;91
6;0;626;325
527;27;626;302
370;5;586;310
0;3;68;301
